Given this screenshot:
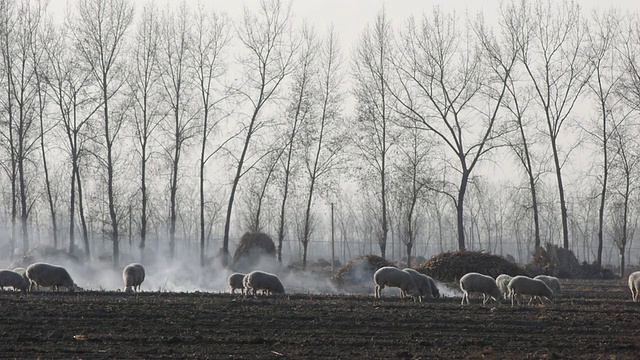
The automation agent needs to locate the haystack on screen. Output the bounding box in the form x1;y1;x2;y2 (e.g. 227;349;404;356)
9;245;83;269
526;243;617;279
332;254;395;287
231;232;276;272
415;249;529;283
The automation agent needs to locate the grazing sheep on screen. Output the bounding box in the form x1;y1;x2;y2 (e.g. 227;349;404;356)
374;266;420;302
534;275;562;297
508;275;554;306
0;270;29;291
459;272;501;305
244;270;285;296
123;263;145;293
402;268;433;301
629;271;640;301
26;262;77;292
228;273;246;294
496;274;513;300
425;276;440;298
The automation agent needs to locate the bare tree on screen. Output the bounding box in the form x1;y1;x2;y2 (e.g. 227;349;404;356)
298;27;345;269
128;1;162;262
514;0;592;250
32;9;57;249
1;0;49;253
71;0;134;267
158;2;199;259
608;119;640;277
276;24;318;262
498;1;545;250
351;8;394;259
190;4;231;266
0;0;16;256
392;124;432;268
390;8;515;250
583;8;626;266
45;18;101;257
220;0;297;265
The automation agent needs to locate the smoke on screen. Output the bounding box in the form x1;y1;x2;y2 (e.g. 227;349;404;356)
0;242;455;298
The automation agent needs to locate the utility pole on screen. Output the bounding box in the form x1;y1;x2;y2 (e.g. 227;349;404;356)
331;203;335;271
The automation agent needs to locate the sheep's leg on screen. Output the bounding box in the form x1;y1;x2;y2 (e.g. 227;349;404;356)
461;292;467;305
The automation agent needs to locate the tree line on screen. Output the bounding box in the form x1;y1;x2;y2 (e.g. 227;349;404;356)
1;0;640;274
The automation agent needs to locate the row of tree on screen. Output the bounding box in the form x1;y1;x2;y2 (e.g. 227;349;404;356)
1;0;640;273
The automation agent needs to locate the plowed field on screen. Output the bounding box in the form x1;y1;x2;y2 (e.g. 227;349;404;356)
1;279;639;359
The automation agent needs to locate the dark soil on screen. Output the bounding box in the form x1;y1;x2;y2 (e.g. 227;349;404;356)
1;279;639;359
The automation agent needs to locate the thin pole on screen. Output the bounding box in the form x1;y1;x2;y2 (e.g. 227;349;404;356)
331;203;335;271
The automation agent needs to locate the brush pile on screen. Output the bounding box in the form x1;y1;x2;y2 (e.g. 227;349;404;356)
9;245;83;269
231;232;276;272
332;254;395;288
525;243;617;279
415;249;529;283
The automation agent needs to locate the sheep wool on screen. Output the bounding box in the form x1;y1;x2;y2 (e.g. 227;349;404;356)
26;262;76;292
459;272;501;306
496;274;513;300
0;270;29;291
374;266;420;302
628;271;640;302
533;275;562;296
228;273;246;294
123;263;146;293
508;275;554;306
402;268;433;301
244;271;285;295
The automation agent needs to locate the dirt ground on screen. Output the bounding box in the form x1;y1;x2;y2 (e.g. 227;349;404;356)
1;279;639;359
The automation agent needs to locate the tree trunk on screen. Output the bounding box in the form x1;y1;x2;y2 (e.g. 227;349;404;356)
456;171;470;250
199;107;207;267
551;136;569;249
104;82;118;268
76;166;90;257
69;159;76;254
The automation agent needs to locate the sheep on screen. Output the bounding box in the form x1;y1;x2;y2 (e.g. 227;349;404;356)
534;275;562;298
0;270;29;291
123;263;145;293
228;272;246;294
373;266;420;302
496;274;513;300
425;276;440;299
26;262;77;292
402;268;433;301
243;270;285;296
628;271;640;301
508;275;554;306
459;272;501;306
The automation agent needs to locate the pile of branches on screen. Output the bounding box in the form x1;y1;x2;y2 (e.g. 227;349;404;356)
526;243;617;279
332;255;395;287
9;245;83;269
415;249;529;283
231;232;276;271
287;258;341;274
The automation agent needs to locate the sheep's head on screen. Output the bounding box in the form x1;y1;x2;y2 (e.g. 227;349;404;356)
125;286;134;294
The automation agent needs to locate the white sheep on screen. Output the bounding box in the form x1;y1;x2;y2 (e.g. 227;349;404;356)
243;270;285;296
0;269;29;291
459;272;501;305
534;275;562;297
26;262;77;292
402;268;433;301
508;275;554;306
228;272;246;294
123;263;145;293
373;266;420;302
628;271;640;301
425;276;440;298
496;274;513;300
